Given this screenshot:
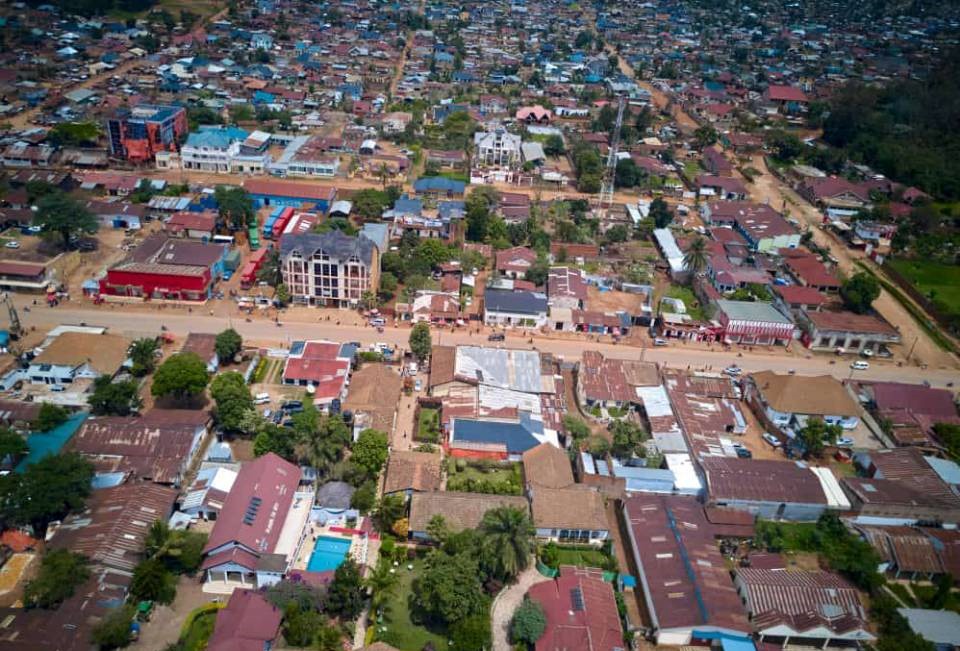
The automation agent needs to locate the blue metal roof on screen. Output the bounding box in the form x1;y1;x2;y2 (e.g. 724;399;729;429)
452;414;542;454
484;289;548;316
413;176;465;194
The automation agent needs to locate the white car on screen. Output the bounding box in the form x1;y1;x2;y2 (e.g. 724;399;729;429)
836;437;855;447
723;366;742;376
4;241;20;249
861;349;874;357
253;392;271;405
850;361;870;370
762;432;782;448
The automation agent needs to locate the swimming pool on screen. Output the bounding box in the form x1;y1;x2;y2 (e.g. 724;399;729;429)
306;535;351;572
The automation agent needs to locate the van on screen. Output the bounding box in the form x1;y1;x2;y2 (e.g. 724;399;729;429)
370;317;386;327
653;338;668;346
254;392;271;405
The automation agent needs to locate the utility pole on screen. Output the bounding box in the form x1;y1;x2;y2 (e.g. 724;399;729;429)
599;94;626;217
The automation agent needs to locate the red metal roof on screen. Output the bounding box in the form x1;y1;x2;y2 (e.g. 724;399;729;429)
528;566;622;651
244;178;337;201
202;452;300;558
207;589;282;651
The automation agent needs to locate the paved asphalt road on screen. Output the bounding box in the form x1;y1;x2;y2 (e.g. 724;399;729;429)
16;303;958;389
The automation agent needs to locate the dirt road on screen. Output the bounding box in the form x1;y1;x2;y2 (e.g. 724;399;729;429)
744;155;955;368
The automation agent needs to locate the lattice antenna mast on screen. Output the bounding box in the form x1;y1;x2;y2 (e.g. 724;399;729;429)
599;94;626;212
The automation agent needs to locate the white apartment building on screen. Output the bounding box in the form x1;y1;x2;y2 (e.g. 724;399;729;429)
280;231;381;307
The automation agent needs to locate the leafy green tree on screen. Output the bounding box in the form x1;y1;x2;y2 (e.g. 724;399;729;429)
451;614;492;651
351;188;391;219
840;272;880;314
151;353;209;402
409;322;432;361
210;372;254;433
257;248;283;286
374;494;406;533
510;599;547;645
798;418;841;458
933;422;960;459
352;428;389;476
465;186;499;242
275;283;290;307
543;134;565;157
366;558;400;615
415;550;486;625
615;158;641;188
23;549;89;609
479;506;535;581
33;192;98;250
214;329;242;363
3;452;93;535
254;422;298;460
525;255;550;287
0;427;27;464
562;415;591;444
610;420;644;459
650;197;673;229
683;237;709;274
128;338;159;377
326;558;365;620
34;403;68;432
131;558;176;604
416;238;451;269
90;603;135;649
47;122;100;147
214;186;255;230
88;377;141;417
694;125;719;149
283;602;325;646
350;481;376;513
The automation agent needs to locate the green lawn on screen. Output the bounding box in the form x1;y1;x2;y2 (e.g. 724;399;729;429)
374;558;448;651
887;258;960;316
446;460;522;495
664;285;707;321
416;408;440;443
554;547;611;569
177;604;222;651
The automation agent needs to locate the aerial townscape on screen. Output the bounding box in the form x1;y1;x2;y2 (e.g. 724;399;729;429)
1;0;960;650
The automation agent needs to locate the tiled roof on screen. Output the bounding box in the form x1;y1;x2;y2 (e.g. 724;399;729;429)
383;451;442;494
409;491;529;533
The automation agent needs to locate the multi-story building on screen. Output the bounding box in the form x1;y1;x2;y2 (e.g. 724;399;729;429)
473;128;522;167
280;231;380;307
180;126;270;174
105;104;187;163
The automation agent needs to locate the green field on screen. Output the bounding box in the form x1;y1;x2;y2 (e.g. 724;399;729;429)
887;258;960;315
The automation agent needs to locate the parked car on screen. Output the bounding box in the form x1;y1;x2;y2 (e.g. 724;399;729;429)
488;332;505;342
723;366;742;376
762;432;781;448
850;360;870;370
369;317;386;327
50;384;65;392
414;379;422;392
735;447;753;459
253;392;271;405
4;241;20;249
281;400;303;413
836;437;854;447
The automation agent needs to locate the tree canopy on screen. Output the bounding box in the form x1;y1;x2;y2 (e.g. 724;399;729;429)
214;186;255;230
214;328;243;363
510;599;547;645
409;322;432;361
151;353;209;402
128;338;159;377
34;403;68;433
32;192;98;250
23;549;89;609
351;428;389;476
797;417;841;458
2;452;93;535
840;272;880;314
88;377;141;416
210;372;254;433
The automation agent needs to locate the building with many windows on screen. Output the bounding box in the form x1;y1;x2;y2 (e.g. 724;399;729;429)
105;104;188;163
180;127;270;174
279;231;380;307
474;128;522;167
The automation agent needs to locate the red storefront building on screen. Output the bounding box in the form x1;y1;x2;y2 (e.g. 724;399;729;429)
99;263;212;301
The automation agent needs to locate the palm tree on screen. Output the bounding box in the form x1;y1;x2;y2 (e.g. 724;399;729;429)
683;236;709;275
479;506;535;581
373;494;406;533
366;559;399;616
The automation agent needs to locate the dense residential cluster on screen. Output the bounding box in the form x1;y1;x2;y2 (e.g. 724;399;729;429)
0;0;957;650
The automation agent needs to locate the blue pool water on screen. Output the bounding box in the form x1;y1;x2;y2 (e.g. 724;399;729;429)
306;535;351;572
15;413;87;473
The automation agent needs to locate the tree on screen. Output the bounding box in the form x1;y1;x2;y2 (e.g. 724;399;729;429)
479;506;535;581
210;372;254;433
350;481;376;513
694;125;719;149
0;427;27;464
3;452;93;535
465;187;499;242
373;494;406;533
543;134;565;157
798;418;841;459
351;188;391;219
23;550;89;609
840;272;880;314
151;353;209;402
450;615;492;651
933;422;960;459
415;551;486;625
131;558;176;603
510;599;547;645
283;602;325;646
765;129;803;162
275;283;290;307
91;604;135;649
88;377;141;417
47;121;100;147
352;428;388;476
426;514;451;544
254;422;297;460
257;248;283;286
326;558;365;620
33;192;98;250
214;328;242;363
615;158;641;188
610;420;645;459
416;238;451;269
562;415;591;444
605;224;630;244
409;322;432;361
128;338;159;377
683;236;709;274
366;558;400;615
34;403;68;432
649;197;673;229
214;186;254;230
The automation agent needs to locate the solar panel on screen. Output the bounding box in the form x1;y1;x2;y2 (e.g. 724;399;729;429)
570;587;584;612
